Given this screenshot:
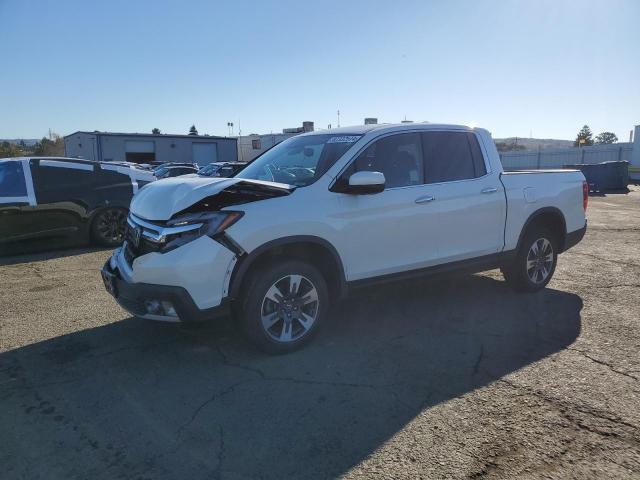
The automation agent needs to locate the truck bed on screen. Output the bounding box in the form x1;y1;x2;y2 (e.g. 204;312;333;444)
499;169;586;251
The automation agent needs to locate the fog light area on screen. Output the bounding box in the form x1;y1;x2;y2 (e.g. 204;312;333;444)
144;299;178;317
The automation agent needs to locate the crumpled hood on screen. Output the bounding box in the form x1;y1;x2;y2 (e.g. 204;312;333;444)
130;174;293;221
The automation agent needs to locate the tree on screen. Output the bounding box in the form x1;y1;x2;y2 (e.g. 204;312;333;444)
0;141;22;158
574;125;594;147
188;125;198;136
595;131;618;145
152;128;161;134
32;133;64;156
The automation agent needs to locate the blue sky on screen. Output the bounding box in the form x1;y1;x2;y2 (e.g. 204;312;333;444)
1;0;638;141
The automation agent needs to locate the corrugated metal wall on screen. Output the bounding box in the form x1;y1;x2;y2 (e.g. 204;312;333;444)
500;143;633;170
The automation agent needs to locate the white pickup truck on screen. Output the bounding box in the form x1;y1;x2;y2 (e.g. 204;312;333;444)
101;123;588;353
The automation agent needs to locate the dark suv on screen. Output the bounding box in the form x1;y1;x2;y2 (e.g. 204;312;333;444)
0;157;155;253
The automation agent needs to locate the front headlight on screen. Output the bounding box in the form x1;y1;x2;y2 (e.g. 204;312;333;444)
160;211;243;252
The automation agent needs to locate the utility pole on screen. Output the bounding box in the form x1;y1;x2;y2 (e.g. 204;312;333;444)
337;110;340;128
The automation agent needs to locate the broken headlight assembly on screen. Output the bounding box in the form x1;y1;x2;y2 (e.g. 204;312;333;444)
156;211;243;252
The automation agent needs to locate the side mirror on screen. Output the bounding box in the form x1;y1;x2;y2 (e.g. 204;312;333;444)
345;171;385;194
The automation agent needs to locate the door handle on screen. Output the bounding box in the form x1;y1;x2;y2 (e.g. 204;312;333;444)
415;195;435;204
481;187;498;194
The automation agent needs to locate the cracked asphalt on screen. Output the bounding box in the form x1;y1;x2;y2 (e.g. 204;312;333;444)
1;186;639;479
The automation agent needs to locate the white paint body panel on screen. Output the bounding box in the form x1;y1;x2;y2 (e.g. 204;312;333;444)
501;171;587;251
121;123;587;312
114;235;235;309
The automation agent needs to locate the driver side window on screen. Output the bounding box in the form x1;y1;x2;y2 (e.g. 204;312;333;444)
342;133;424;189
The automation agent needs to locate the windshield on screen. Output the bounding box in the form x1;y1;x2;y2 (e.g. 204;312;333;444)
235;134;361;186
199;164;222;176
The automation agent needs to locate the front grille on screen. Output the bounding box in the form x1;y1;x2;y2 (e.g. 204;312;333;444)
124;214;166;263
123;242;135;265
123;213;204;264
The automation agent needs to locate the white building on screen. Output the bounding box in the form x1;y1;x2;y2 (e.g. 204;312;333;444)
237;122;314;162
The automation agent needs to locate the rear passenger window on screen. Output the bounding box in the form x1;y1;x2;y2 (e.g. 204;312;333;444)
422;131;486;183
351;133;424;188
32;161;95;204
0;161;27;197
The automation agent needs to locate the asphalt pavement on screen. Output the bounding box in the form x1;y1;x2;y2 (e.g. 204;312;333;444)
1;187;639;479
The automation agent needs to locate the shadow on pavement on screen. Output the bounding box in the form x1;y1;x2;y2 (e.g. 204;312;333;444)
0;274;582;479
0;245;109;266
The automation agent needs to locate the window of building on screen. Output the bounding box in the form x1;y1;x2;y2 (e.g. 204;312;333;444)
252;139;261;150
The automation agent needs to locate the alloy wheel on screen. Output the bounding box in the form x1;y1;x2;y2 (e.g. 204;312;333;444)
260;274;320;342
526;237;554;284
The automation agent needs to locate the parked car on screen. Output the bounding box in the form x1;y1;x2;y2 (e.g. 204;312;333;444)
153;165;199;179
150;162;199;169
101;123;587;353
198;162;246;178
0;157;155;251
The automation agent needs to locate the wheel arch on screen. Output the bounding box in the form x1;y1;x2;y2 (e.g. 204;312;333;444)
516;207;567;253
228;235;348;301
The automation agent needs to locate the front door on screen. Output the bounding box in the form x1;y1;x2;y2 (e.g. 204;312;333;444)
330;132;441;281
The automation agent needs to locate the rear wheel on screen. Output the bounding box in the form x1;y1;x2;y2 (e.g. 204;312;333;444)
91;208;127;247
503;227;558;292
240;260;328;354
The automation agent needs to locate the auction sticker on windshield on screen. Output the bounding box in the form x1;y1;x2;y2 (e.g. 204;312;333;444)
327;136;360;144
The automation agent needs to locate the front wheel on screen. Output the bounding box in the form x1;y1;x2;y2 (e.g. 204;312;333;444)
503;227;558;292
91;208;127;247
240;260;329;354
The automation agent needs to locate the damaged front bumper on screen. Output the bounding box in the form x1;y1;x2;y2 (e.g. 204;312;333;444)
101;260;231;322
101;237;236;322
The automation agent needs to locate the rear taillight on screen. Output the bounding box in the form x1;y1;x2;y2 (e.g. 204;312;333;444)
582;181;588;211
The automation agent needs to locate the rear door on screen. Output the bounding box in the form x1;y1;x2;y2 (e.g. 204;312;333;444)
29;160;97;239
420;131;505;263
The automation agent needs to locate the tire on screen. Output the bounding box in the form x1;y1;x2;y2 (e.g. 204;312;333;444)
502;227;558;293
91;208;127;247
239;259;329;354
